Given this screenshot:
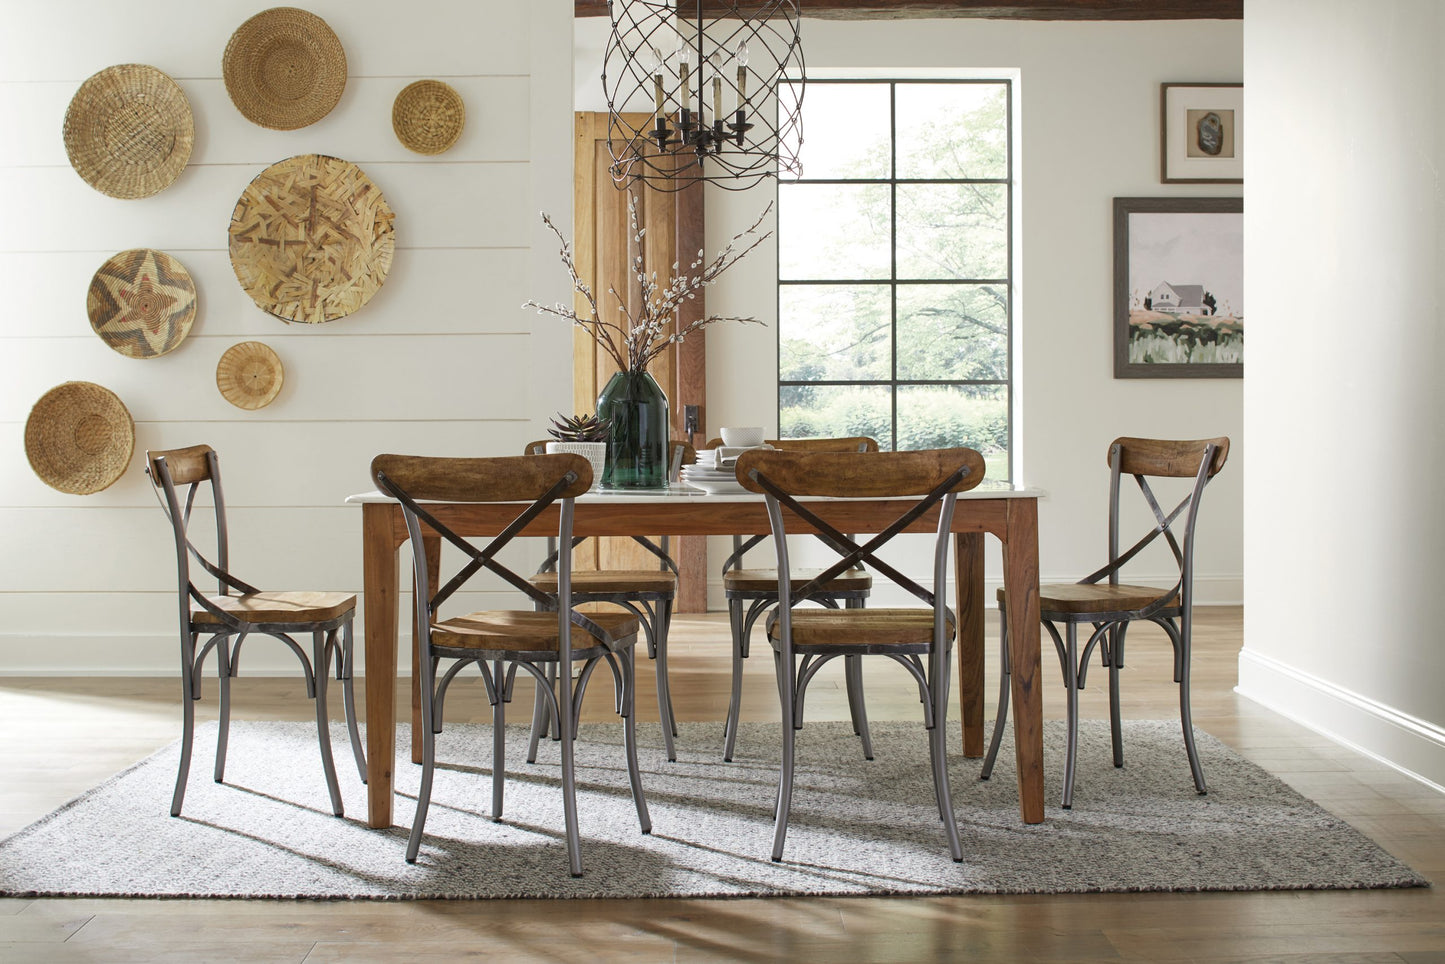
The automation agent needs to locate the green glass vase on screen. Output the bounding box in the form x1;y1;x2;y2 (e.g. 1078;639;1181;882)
596;369;668;489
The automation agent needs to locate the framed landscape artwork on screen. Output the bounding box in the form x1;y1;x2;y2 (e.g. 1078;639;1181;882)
1161;82;1243;184
1113;197;1243;379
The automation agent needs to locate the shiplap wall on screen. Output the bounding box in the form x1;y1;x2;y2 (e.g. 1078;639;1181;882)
0;0;576;673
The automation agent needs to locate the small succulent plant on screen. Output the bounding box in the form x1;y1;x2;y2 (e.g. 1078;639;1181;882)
548;412;611;443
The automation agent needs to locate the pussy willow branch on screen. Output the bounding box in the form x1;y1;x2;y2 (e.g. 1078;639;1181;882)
524;196;772;374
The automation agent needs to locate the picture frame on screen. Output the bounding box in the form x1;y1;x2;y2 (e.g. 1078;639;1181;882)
1161;82;1243;184
1114;197;1243;379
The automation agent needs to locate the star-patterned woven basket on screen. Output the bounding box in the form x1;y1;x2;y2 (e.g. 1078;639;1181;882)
86;249;197;358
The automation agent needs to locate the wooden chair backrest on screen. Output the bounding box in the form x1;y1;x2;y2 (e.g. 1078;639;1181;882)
1111;436;1229;479
372;453;591;504
146;444;215;486
736;447;985;498
766;436;879;454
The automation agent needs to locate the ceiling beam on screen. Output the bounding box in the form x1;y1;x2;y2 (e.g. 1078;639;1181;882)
576;1;1242;20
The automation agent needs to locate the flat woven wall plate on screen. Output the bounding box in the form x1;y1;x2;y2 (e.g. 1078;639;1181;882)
229;154;395;323
25;382;135;495
62;64;194;199
216;341;284;410
392;79;465;155
86;249;197;358
222;6;346;130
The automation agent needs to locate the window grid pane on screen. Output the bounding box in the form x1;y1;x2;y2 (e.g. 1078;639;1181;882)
777;80;1013;477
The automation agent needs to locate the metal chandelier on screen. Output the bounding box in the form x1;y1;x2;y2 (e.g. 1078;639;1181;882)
604;0;804;192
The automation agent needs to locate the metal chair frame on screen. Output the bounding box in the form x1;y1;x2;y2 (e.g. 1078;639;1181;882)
521;440;688;761
721;437;877;763
146;447;365;819
740;448;981;863
373;453;650;876
981;437;1227;809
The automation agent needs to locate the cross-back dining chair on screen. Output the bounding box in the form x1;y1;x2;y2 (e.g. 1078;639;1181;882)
718;436;878;762
145;445;365;818
981;436;1230;809
736;446;986;862
521;439;693;762
371;452;650;875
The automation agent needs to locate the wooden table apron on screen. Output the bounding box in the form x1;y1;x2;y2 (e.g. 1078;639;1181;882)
359;494;1045;830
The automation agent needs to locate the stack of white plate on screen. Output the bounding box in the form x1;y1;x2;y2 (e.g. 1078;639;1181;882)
680;459;748;494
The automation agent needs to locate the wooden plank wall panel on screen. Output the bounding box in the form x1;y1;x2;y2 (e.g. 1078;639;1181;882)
0;1;575;673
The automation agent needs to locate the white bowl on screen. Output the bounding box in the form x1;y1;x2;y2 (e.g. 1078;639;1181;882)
720;426;764;447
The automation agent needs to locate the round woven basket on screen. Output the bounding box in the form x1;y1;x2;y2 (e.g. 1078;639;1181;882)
222;7;347;130
216;341;284;410
24;382;135;495
62;64;194;199
228;154;395;324
392;79;465;155
86;249;197;358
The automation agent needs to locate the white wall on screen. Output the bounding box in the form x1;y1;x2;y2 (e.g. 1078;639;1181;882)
0;0;576;673
576;17;1244;606
1240;0;1445;789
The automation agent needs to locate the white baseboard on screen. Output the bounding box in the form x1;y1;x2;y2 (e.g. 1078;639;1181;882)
1237;648;1445;793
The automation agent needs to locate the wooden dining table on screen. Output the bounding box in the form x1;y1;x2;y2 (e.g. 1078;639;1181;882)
346;483;1045;830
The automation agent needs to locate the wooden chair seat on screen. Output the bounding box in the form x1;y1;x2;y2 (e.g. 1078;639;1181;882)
193;591;356;626
528;570;677;595
432;610;639;656
723;567;871;594
766;608;954;652
997;583;1178;615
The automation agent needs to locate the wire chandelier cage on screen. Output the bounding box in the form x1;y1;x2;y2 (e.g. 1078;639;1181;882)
604;0;804;192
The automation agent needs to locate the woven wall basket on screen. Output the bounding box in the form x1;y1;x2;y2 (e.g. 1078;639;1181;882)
25;382;135;495
222;7;346;130
392;80;465;155
228;154;395;324
86;249;197;358
216;342;284;410
62;64;194;199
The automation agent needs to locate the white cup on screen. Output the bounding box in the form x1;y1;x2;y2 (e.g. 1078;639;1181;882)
720;426;765;448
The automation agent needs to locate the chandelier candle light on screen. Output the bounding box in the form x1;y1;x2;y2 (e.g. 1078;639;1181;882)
605;0;804;191
524;196;771;486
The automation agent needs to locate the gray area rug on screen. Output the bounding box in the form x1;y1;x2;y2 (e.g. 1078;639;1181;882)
0;719;1427;899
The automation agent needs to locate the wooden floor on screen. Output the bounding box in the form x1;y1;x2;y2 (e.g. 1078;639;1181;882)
1;606;1442;962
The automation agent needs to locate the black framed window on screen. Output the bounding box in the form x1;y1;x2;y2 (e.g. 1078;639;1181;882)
777;79;1014;480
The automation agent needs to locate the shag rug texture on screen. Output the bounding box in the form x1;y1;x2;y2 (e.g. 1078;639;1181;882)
0;719;1427;899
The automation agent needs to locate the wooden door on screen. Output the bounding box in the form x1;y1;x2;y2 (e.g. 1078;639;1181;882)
574;112;707;611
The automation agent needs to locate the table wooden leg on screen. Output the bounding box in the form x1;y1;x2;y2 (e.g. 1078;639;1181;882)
413;536;440;765
1002;498;1044;824
954;532;985;758
363;503;399;830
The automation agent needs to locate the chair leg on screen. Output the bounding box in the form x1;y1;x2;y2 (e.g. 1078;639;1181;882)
621;647;651;834
526;663;556;763
653;597;678;761
1107;623;1125;769
406;658;439;864
1061;622;1080;810
843;598;874;760
771;649;797;863
171;631;200;817
491;659;507;821
313;631;344;818
559;677;583;879
980;607;1010;780
340;618;367;784
930;659;964;862
214;636;233;784
723;597;746;762
1173;619;1207;795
